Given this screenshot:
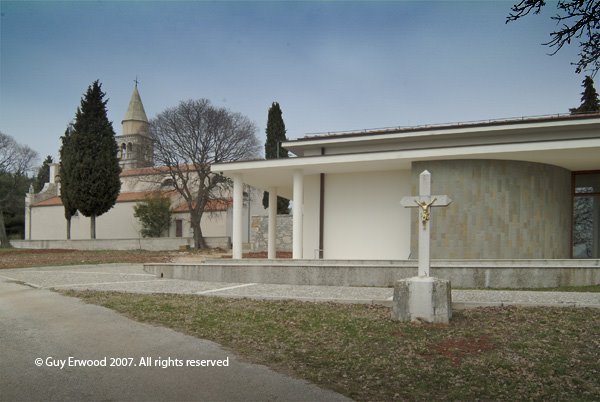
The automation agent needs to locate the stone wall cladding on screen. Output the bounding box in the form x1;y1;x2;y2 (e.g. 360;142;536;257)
412;160;572;259
251;215;293;252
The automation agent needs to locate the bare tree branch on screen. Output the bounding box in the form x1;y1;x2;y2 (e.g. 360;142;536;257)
507;0;600;76
150;99;260;248
0;132;38;247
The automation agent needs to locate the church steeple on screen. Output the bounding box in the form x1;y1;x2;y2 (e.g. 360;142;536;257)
116;82;153;170
122;83;148;128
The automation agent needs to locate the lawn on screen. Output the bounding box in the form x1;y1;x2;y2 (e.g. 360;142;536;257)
64;290;600;401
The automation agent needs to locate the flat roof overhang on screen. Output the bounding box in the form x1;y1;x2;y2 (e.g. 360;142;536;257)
283;114;600;156
213;138;600;199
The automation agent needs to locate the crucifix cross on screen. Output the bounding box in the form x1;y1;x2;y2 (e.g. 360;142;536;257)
134;76;140;87
400;170;452;277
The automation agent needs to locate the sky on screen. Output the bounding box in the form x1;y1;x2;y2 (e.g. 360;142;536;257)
0;1;587;167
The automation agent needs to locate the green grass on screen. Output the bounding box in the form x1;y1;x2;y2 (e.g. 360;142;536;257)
63;290;600;401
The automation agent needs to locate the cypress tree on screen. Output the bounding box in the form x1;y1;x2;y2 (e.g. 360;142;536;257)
570;76;600;114
35;155;53;192
262;102;290;214
59;127;77;239
69;81;121;238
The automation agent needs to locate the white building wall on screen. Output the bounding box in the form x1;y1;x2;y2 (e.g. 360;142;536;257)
226;187;267;243
120;175;164;192
30;206;68;240
29;178;264;243
171;211;228;238
303;174;321;259
31;203;142;240
32;204;231;240
202;212;228;237
322;170;412;260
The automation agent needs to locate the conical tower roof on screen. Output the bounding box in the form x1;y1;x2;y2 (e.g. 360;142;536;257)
122;84;148;123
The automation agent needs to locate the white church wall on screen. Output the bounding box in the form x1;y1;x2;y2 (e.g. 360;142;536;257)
201;212;228;237
32;204;231;241
120;174;164;193
171;211;228;238
30;203;142;240
94;202;143;238
30;206;68;240
68;203;140;239
322;170;412;260
224;187;267;244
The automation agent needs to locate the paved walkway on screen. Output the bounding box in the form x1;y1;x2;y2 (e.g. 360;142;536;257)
0;279;348;402
1;263;599;309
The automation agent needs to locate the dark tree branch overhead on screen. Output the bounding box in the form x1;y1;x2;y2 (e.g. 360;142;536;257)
507;0;600;76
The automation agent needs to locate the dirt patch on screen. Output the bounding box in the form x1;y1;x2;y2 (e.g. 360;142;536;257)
0;249;173;269
428;335;496;366
1;248;78;255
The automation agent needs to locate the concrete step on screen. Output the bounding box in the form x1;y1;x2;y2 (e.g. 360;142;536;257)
201;258;600;268
145;259;600;288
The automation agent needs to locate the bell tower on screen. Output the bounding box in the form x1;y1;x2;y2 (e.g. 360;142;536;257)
116;82;153;170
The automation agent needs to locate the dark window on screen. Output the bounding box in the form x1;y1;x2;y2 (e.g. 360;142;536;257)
573;172;600;258
161;178;175;188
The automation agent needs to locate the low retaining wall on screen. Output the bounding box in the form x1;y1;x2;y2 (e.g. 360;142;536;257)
11;236;231;251
144;259;600;289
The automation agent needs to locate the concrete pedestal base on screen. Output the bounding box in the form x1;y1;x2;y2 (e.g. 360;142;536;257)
391;276;452;324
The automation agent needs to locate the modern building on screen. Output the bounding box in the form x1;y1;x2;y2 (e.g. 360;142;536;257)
213;113;600;260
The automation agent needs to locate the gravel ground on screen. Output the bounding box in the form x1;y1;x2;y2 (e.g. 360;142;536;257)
1;264;599;309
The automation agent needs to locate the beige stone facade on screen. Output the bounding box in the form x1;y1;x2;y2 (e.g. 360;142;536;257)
412;160;572;259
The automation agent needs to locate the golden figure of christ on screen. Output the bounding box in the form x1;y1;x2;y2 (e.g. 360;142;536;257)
414;197;437;227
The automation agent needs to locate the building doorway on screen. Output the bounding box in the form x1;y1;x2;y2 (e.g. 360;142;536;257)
175;220;183;238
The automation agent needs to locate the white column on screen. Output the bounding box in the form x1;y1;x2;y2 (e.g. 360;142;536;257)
268;187;277;260
232;174;244;259
292;171;304;259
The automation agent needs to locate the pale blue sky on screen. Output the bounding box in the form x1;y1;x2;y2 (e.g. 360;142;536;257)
0;1;585;165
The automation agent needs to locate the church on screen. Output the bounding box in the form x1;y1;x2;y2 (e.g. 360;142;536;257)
23;85;263;248
215;112;600;261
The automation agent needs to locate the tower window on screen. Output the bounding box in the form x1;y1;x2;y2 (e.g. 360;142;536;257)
161;178;175;188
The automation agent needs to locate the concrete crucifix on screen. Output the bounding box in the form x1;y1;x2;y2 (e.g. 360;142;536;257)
400;170;452;277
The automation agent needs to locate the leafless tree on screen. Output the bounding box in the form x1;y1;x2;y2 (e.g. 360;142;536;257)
507;0;599;76
150;99;260;249
0;132;38;247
